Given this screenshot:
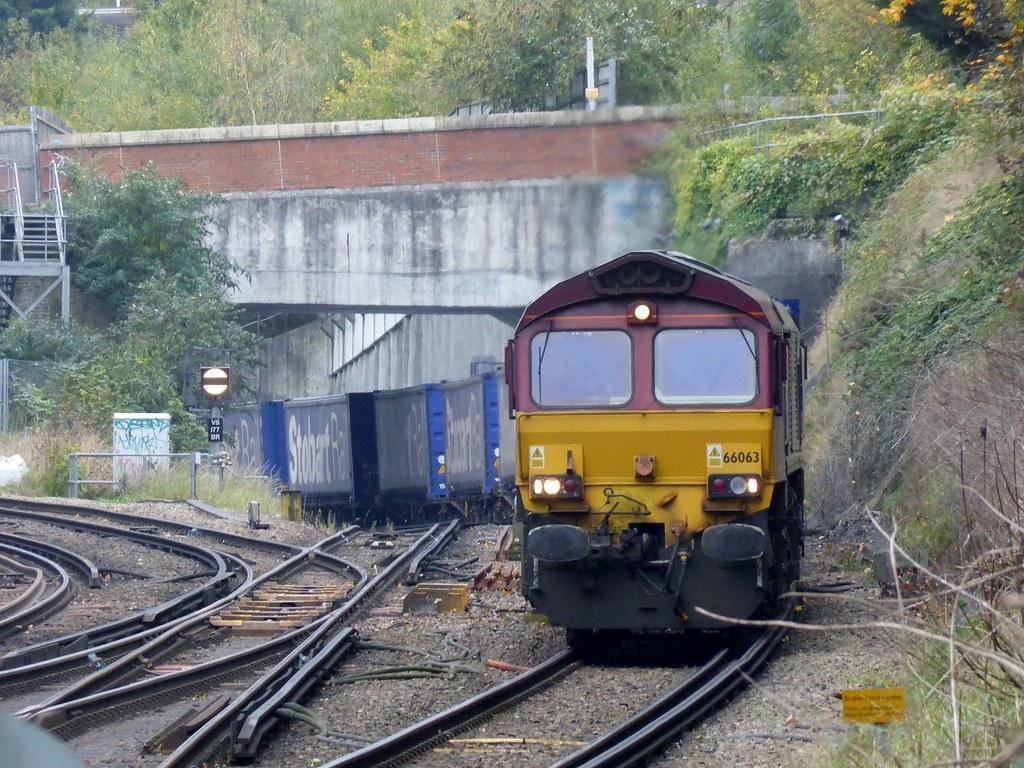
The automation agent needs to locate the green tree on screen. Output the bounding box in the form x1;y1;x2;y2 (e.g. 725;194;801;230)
739;0;801;64
322;13;464;120
4;0;457;130
64;166;239;319
0;0;75;48
440;0;692;111
0;165;260;446
55;277;258;446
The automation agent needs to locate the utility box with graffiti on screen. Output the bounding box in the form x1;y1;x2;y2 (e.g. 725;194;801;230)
113;413;171;484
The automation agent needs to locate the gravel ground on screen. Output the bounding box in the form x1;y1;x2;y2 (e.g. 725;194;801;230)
0;495;326;549
252;524;566;768
411;662;694;767
653;535;899;768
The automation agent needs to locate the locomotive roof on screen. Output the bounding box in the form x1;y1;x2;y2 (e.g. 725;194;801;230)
515;250;795;334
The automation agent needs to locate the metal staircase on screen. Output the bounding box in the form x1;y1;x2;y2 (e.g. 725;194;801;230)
0;157;68;325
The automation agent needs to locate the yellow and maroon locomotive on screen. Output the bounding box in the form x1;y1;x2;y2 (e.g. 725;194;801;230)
505;250;804;641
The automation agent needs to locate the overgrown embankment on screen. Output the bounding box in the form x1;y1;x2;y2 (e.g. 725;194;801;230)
669;61;1024;761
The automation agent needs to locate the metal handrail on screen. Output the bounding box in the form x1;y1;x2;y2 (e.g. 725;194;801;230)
67;451;212;498
0;159;25;261
700;108;882;154
46;160;66;263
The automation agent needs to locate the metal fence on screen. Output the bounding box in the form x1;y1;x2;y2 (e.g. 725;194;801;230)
700;108;883;154
0;359;55;432
67;452;211;498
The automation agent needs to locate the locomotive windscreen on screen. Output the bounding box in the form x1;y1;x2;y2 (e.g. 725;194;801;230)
530;330;632;407
654;328;757;405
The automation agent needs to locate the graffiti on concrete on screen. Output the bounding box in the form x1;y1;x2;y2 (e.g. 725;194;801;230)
113;413;170;483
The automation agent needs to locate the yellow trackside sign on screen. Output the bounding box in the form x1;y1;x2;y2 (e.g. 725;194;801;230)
841;688;907;724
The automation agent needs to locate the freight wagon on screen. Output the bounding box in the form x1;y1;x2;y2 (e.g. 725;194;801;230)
223;376;515;522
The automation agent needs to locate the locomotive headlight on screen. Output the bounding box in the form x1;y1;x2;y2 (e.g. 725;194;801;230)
542;477;562;495
729;476;748;495
746;477;760;495
530;474;584;500
627;301;658;325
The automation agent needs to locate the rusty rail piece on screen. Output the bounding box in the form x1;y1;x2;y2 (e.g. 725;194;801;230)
494;525;514;561
0;506;234;674
208;519;461;765
403;520;462;586
0;544;72;641
551;601;795;768
322;648;579;768
18;524;363;719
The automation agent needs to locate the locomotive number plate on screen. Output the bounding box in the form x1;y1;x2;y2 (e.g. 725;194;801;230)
706;443;761;470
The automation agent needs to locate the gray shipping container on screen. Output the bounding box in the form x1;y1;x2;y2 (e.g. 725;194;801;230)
442;378;486;493
222;403;262;474
375;385;433;496
498;379;517;485
283;395;354;497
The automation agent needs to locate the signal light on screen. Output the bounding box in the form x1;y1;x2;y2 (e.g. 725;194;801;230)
200;366;230;399
563;477;579;494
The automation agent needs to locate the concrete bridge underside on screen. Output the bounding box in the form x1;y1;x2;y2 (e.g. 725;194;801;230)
207;175;673;313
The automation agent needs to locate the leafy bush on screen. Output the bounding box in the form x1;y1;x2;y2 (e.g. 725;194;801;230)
0;167;259;450
671;79;972;260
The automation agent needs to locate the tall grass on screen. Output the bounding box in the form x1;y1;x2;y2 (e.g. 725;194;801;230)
116;461;280;514
0;425;280;516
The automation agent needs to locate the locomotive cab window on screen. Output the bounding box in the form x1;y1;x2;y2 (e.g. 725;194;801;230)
531;330;632;407
654;328;757;405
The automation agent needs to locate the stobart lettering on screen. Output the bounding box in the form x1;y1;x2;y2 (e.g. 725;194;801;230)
288;412;346;487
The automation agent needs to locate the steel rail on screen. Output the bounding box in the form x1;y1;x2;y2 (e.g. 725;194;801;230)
161;519;461;767
321;648;579;768
0;496;304;555
0;544;72;640
320;600;794;768
0;508;236;672
0;553;46;620
553;601;796;768
0;506;233;575
21;526;364;720
0;531;103;588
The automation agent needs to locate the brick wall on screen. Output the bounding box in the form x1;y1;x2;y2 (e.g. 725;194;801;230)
41;112;677;193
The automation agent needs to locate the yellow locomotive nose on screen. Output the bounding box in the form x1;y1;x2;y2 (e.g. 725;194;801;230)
508;250;804;636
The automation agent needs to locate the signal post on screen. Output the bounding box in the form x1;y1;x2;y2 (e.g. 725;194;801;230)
200;366;230;485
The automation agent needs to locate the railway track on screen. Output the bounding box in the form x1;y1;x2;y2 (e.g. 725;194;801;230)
19;519;460;768
319;601;794;768
0;545;72;641
0;499;311;713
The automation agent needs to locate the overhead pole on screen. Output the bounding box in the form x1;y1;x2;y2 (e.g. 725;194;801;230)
585;36;598;111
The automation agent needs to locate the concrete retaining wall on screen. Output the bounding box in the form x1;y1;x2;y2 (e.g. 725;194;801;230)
255;320;333;399
333;313;515;393
209;175;674;312
725;236;841;337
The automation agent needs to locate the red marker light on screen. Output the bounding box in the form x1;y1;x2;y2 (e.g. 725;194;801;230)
563;477;579;494
712;478;727;494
